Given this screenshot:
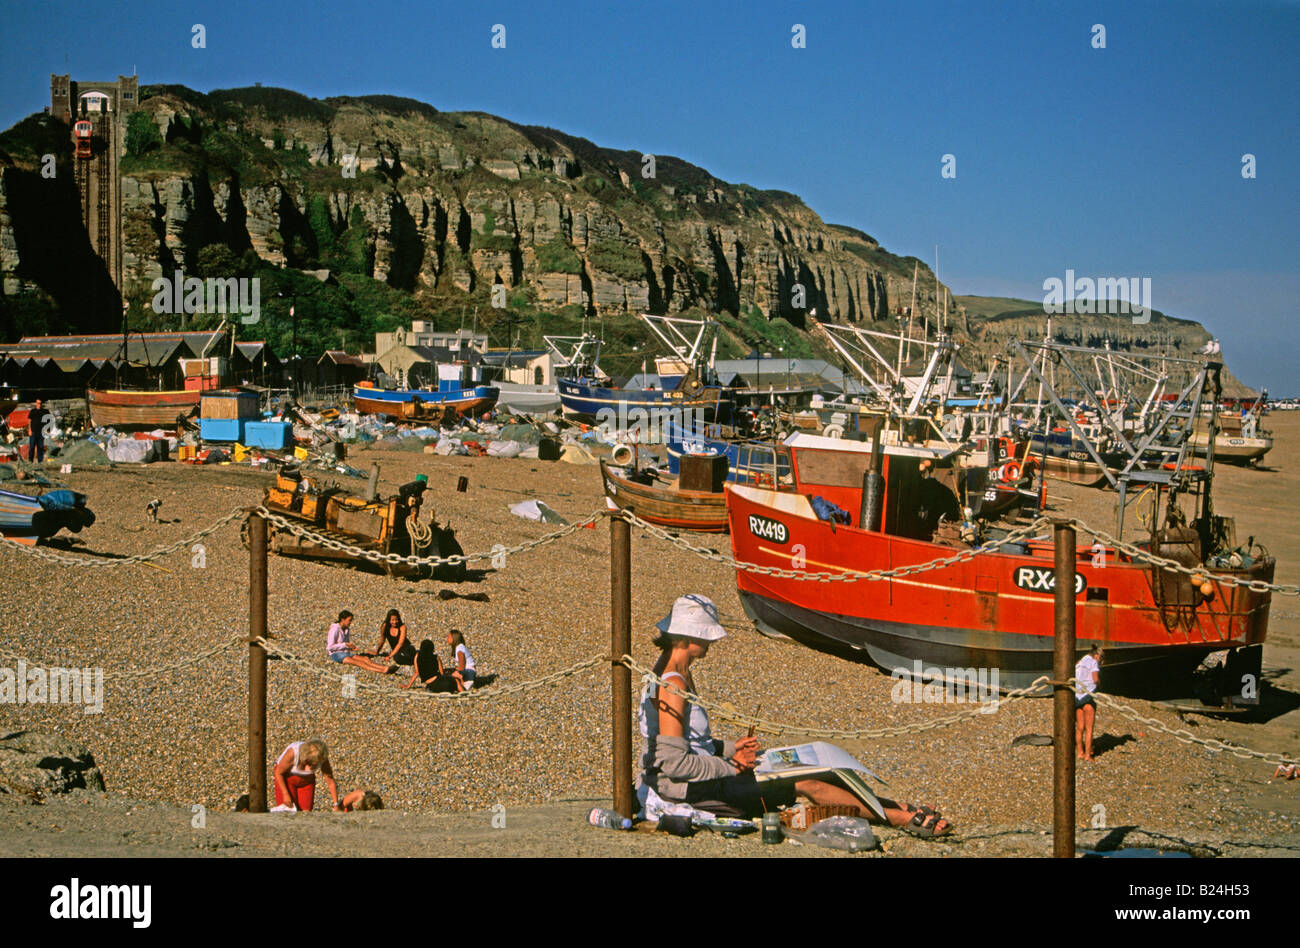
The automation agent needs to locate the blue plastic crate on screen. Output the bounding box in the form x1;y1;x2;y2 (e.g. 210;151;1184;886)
243;421;293;450
200;417;248;443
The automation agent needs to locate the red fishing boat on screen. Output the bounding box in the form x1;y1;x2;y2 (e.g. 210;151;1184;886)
726;432;1273;698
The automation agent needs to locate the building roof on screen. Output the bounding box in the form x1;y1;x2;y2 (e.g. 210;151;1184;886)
481;349;547;368
0;337;189;368
234;341;281;365
318;350;366;367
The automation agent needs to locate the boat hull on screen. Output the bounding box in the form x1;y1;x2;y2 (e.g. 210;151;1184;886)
353;385;499;419
1189;433;1273;464
600;460;728;532
0;489;96;542
737;587;1238;694
87;389;201;430
726;483;1272;694
558;377;731;425
1040;454;1113;487
495;382;561;414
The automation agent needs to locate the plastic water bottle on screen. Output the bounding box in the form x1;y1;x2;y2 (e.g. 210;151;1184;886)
587;807;632;831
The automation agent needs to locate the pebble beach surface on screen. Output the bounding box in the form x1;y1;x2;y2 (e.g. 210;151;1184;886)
2;415;1299;856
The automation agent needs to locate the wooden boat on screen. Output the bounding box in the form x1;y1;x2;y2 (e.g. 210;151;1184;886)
600;459;729;532
256;468;464;580
0;488;96;545
1019;430;1118;488
352;383;498;420
1037;453;1114;487
87;388;201;430
726;436;1274;699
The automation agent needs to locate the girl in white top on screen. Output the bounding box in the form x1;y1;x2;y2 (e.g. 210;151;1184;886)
447;629;476;691
1075;645;1104;762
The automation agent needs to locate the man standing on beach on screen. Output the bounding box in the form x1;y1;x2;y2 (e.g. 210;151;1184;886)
1075;645;1103;762
27;398;50;464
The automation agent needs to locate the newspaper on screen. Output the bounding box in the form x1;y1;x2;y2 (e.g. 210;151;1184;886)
754;741;887;820
755;741;883;784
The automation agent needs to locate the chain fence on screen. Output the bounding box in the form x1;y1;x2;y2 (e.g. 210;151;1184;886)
2;499;1298;766
253;637;606;702
251;506;601;568
1;632;1296;766
616;510;1054;582
0;636;244;682
1071;517;1300;597
1;508;249;568
2;501;1297;598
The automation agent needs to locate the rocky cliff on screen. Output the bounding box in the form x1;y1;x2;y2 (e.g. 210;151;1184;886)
2;86;930;324
0;84;1238;387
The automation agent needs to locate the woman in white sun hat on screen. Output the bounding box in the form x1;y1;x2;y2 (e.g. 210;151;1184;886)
636;594;953;835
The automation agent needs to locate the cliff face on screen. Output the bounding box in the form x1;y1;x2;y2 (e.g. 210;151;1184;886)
0;86;1242;389
1;86;934;326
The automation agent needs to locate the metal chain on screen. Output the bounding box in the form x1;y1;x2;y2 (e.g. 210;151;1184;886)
1072;518;1300;597
630;656;1300;763
3;629;1295;765
254;637;606;701
0;508;249;568
1093;692;1300;765
252;506;601;568
622;655;1052;737
617;509;1300;594
0;636;244;681
616;510;1052;583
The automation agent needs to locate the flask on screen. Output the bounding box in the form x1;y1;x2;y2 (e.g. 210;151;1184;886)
586;807;632;831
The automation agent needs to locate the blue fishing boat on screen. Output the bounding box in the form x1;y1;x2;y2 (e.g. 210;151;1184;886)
558;377;732;425
0;489;96;545
664;420;790;485
559;315;734;425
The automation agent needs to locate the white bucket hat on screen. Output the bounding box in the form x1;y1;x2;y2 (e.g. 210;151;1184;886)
655;594;727;642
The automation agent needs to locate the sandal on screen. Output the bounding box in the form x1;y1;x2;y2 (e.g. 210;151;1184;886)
901;805;953;838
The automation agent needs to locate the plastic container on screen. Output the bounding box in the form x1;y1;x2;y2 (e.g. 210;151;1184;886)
586;807;632;831
200;417;248;443
243;421;293;450
794;816;878;852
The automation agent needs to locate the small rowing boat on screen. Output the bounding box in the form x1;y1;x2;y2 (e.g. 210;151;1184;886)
600;460;729;532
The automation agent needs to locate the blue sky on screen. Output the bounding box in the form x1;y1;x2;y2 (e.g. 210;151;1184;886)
2;0;1297;391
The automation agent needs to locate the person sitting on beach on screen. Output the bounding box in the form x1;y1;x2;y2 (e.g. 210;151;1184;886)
1075;644;1103;762
448;629;476;692
401;639;458;692
327;610;394;674
341;788;384;811
638;594;953;837
368;609;416;667
272;739;341;812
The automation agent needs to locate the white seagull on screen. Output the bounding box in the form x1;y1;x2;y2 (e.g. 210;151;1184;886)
1196;338;1221;356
